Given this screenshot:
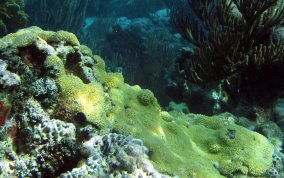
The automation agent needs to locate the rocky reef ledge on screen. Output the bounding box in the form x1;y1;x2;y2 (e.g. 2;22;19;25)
0;27;281;177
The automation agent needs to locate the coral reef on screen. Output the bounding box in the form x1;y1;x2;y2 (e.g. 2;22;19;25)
105;13;181;105
62;133;169;177
25;0;180;106
63;6;181;106
15;98;80;177
0;27;279;177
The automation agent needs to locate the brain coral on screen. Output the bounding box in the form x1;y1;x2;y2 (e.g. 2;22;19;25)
0;27;277;178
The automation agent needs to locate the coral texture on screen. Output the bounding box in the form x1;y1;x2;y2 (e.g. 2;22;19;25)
0;27;278;177
62;133;169;177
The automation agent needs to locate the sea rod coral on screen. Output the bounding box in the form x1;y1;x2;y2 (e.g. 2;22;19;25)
173;0;284;109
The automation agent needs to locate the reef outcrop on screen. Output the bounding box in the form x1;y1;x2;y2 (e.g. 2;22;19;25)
0;27;280;177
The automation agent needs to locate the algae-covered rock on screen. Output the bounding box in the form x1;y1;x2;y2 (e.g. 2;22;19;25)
0;27;278;178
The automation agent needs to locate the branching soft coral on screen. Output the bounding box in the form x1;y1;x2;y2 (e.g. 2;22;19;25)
172;0;284;108
174;0;284;83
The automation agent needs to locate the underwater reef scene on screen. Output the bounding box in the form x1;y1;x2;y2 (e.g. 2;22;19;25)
0;0;284;178
0;26;281;178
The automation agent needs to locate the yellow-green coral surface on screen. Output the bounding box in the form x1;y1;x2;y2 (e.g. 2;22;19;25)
1;27;275;178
